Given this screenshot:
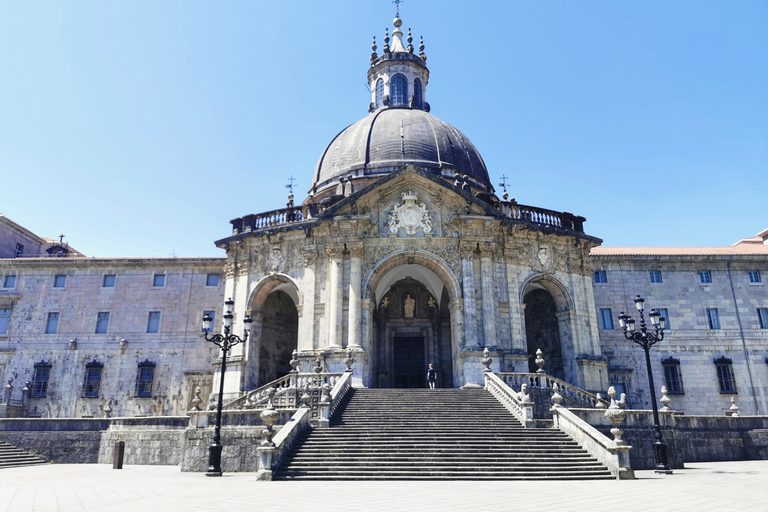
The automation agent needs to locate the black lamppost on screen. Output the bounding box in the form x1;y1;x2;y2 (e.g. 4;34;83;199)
202;298;252;477
618;295;672;474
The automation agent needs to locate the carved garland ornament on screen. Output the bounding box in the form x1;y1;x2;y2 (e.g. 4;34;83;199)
388;190;433;236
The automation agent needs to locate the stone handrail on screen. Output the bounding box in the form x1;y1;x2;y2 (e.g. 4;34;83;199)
495;373;607;417
551;405;634;480
263;407;313;480
223;372;344;411
328;371;353;419
497;201;585;233
484;372;534;428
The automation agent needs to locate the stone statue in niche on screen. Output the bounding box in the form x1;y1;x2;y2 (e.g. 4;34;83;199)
404;295;416;317
427;296;436;309
381;297;389;309
388;190;432;236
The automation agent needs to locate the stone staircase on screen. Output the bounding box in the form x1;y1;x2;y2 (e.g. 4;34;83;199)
275;388;614;480
0;441;47;469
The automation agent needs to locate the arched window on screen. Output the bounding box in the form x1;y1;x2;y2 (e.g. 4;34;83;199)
390;74;407;106
413;77;422;108
375;78;384;107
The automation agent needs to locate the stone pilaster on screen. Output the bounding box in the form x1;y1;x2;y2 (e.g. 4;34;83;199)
347;243;364;349
479;243;498;347
299;247;317;352
325;245;344;349
459;241;479;347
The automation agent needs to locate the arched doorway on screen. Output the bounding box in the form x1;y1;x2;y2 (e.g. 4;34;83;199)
524;289;564;379
521;275;574;382
245;275;301;390
373;277;452;388
257;290;298;387
364;251;461;389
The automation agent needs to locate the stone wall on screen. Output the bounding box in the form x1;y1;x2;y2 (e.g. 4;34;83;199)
571;408;768;469
591;253;768;416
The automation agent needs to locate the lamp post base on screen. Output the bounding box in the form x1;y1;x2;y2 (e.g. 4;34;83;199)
653;440;673;474
206;443;223;477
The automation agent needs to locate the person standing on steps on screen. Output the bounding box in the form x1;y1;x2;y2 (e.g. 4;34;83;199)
427;364;437;389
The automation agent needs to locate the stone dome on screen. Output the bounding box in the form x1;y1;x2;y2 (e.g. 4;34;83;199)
310;107;490;197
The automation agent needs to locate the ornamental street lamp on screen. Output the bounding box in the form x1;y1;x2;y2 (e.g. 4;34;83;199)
202;298;252;477
618;295;672;474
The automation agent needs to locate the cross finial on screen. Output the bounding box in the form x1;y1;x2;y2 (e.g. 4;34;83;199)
498;175;509;195
393;0;402;17
59;234;65;245
286;175;297;195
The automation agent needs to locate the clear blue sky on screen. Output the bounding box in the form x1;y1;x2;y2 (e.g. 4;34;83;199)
1;1;766;258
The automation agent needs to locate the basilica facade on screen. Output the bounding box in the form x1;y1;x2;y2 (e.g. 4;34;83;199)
1;14;766;420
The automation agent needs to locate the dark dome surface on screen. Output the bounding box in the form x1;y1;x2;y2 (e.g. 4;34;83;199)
311;108;490;193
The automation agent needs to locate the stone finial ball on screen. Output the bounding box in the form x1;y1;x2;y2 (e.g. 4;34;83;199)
393;17;402;28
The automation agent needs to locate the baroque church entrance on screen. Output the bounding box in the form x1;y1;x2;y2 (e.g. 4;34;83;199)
257;290;298;387
524;289;565;379
372;273;454;389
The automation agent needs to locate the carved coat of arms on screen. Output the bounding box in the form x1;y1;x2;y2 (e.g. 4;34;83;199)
388;190;433;236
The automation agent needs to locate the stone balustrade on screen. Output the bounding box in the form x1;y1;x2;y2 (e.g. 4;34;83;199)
483;372;534;428
495;372;607;417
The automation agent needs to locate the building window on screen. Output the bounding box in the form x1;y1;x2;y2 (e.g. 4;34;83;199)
135;360;155;398
662;357;684;394
413;77;422;108
206;274;219;287
714;356;736;393
203;310;215;332
390;74;407;106
594;271;607;283
758;308;768;329
82;361;103;398
649;271;663;283
31;362;51;398
3;275;16;288
147;311;161;333
45;312;59;334
95;312;110;334
699;271;712;284
0;308;10;335
375;78;384;107
749;271;761;283
14;243;24;258
598;308;614;330
53;274;66;288
153;274;165;287
657;308;670;329
103;275;116;288
707;308;720;330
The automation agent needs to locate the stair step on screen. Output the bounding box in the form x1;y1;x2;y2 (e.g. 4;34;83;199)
274;388;612;481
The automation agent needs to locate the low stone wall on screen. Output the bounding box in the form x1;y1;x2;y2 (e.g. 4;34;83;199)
181;426;280;472
570;409;768;470
0;430;104;463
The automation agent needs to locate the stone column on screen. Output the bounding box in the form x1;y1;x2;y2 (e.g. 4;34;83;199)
326;245;343;349
459;241;479;347
479;243;498;347
347;243;364;349
299;247;317;352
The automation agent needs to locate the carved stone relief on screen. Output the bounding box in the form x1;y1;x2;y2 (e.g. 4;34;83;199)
387;190;433;236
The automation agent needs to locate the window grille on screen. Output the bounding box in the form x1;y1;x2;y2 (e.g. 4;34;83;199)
147;311;161;333
82;361;103;398
699;271;712;284
662;357;684;394
375;78;384;107
32;362;51;398
749;271;761;283
135;361;155;398
714;356;736;393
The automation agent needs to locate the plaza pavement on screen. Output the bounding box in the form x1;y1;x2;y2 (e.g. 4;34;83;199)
1;461;767;512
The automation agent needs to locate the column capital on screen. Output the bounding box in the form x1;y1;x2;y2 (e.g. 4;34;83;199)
301;246;318;265
347;242;365;258
479;242;500;259
325;244;344;260
459;241;479;259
